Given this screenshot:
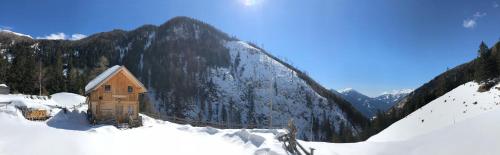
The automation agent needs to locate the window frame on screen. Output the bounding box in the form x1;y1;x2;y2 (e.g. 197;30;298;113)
104;85;112;93
127;86;133;93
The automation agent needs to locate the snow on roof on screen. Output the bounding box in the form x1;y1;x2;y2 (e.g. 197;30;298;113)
0;84;7;87
84;65;121;94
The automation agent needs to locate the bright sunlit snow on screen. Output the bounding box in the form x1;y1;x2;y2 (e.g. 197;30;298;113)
1;81;500;155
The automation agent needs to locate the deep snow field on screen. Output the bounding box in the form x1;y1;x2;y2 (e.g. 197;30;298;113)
1;81;500;155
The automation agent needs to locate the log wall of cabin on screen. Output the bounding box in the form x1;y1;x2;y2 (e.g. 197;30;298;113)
88;70;145;123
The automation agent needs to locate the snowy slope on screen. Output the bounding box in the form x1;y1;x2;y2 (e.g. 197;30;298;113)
302;107;500;155
369;81;500;142
179;40;355;140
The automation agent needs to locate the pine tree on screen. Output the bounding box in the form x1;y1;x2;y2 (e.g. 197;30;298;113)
7;43;37;94
47;50;66;94
474;42;498;82
0;52;8;83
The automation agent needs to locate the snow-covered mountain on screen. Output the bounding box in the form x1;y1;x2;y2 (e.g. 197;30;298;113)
334;88;411;118
0;16;367;142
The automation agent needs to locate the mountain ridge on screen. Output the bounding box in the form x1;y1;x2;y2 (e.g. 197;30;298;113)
334;88;411;118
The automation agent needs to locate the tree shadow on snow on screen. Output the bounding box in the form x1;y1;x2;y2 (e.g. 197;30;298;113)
46;109;97;131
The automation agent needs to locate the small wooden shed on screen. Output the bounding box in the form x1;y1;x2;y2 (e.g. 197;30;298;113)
0;84;9;94
85;65;147;126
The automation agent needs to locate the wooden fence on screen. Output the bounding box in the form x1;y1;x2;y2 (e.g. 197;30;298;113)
142;112;286;129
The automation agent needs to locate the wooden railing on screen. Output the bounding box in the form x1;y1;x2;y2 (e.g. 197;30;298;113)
142;112;286;129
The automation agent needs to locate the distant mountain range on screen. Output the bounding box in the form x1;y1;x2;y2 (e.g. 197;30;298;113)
333;88;412;118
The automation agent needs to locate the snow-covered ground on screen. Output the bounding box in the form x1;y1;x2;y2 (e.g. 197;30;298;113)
301;81;500;155
1;81;500;155
369;81;500;142
0;102;289;155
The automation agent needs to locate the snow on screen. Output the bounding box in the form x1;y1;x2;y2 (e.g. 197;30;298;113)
197;40;355;139
0;94;53;110
0;30;33;39
369;81;500;142
84;65;121;94
0;84;6;87
144;31;155;50
297;81;500;155
338;88;354;93
0;105;289;155
0;92;85;111
1;81;500;155
302;108;500;155
380;89;414;96
50;92;86;108
336;88;409;118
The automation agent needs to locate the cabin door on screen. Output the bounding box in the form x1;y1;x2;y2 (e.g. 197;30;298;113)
115;98;123;122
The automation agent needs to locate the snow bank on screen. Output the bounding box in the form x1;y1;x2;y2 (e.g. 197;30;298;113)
50;92;86;108
0;94;53;110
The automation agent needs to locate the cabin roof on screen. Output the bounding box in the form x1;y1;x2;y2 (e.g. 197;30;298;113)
84;65;147;95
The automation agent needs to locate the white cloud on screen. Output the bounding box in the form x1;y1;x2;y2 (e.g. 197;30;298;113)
37;32;66;40
473;12;487;18
494;1;499;8
37;33;87;40
462;12;486;29
70;34;87;40
463;19;477;28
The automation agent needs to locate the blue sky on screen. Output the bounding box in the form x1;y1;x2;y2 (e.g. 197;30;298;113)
1;0;500;96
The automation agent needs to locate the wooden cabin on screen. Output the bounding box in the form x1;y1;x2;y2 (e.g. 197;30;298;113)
85;65;147;126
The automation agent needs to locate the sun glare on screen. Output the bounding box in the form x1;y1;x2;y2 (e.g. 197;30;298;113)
243;0;256;6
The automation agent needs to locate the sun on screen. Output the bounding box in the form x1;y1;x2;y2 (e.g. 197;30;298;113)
243;0;257;6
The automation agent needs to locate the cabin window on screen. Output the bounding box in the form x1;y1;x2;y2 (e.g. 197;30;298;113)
128;86;133;93
104;85;111;92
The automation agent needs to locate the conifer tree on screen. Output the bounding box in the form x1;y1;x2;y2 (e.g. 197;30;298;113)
474;42;497;82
